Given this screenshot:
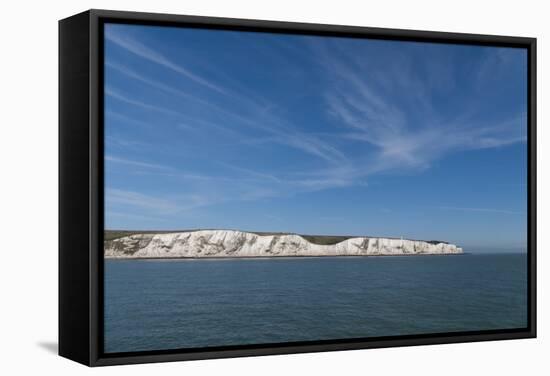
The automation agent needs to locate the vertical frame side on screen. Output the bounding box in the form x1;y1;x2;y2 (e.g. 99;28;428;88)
59;10;92;366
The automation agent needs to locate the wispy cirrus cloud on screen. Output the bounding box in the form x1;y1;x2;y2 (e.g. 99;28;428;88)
105;31;349;167
311;38;527;175
105;84;244;139
106;61;233;114
106;155;232;182
107;211;170;224
107;188;180;212
105;66;348;166
105;155;171;170
104;153;354;213
105;26;228;94
105;31;527;226
438;206;525;215
105;109;152;128
105;86;181;117
106;188;216;215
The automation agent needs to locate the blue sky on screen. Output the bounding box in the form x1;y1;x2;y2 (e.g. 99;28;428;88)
104;23;527;251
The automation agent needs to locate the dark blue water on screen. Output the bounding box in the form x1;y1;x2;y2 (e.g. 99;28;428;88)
104;254;527;353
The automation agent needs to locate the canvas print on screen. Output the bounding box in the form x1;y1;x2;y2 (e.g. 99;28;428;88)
103;23;528;354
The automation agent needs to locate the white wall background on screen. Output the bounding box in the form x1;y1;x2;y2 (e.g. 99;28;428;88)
0;0;546;374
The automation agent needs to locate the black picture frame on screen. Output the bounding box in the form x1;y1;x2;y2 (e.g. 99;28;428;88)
59;9;537;367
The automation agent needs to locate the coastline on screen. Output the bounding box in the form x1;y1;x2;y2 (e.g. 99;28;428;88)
104;252;468;261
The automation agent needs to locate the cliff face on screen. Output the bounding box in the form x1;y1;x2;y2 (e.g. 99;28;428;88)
104;230;463;258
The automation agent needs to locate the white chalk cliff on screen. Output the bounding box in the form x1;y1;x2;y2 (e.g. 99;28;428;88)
104;230;463;258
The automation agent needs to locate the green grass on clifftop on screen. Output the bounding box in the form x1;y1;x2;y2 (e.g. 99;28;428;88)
104;230;354;245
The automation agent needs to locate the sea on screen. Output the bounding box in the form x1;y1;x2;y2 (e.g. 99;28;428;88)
104;253;527;353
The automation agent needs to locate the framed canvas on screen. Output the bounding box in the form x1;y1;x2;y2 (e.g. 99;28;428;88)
59;9;537;366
